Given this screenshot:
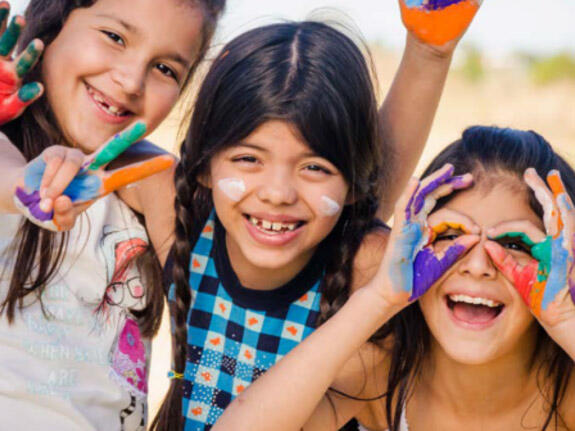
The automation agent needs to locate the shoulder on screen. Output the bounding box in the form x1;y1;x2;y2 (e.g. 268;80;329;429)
351;223;390;293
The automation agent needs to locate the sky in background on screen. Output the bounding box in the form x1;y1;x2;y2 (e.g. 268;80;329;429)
217;0;575;56
10;0;575;56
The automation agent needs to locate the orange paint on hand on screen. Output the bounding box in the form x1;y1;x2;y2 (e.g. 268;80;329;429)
102;155;174;194
400;0;479;45
547;172;566;232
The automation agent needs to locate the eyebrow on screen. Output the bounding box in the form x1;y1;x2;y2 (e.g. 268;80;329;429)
236;142;318;159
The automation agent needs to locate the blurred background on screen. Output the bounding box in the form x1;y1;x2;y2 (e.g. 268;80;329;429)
11;0;575;417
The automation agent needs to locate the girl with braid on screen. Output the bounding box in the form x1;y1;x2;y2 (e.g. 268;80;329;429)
0;0;225;429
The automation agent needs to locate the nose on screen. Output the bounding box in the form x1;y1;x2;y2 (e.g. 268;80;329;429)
456;234;497;279
256;167;297;206
110;59;146;97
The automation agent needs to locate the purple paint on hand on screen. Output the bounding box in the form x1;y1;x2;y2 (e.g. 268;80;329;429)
411;242;466;300
413;166;454;215
14;187;53;222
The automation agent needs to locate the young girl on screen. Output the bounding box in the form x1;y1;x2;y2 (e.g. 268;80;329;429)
214;126;575;431
0;0;225;429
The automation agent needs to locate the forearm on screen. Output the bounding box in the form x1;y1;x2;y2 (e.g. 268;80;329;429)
213;286;396;431
377;33;453;221
0;133;26;213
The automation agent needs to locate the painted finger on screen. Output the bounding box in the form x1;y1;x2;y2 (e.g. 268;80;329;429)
418;174;474;218
524;168;560;236
412;164;455;216
0;15;23;57
13;188;60;231
428;207;481;239
0;3;9;37
45;148;86;199
486;221;547;246
52;195;77;231
399;0;482;46
101;154;175;196
395;176;420;226
0;81;42;124
411;234;479;300
484;240;539;306
39;146;69;194
15;39;43;78
84;122;147;171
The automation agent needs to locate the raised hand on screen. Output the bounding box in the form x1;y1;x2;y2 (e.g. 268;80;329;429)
485;169;575;325
13;122;175;231
399;0;482;47
0;2;44;125
378;164;478;306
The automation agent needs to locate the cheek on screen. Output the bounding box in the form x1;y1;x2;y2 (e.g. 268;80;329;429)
306;184;348;218
144;84;179;129
217;177;247;202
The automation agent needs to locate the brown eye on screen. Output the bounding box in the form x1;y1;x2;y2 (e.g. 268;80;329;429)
496;236;532;254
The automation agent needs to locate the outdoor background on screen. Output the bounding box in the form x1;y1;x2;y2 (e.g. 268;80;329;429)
12;0;575;417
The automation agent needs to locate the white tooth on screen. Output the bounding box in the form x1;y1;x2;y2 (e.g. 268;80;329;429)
286;223;296;231
473;297;482;305
262;220;272;229
271;222;282;231
250;216;258;226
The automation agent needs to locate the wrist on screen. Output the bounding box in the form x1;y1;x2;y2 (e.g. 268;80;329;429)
404;32;456;63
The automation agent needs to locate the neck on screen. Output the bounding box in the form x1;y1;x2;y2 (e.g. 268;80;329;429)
225;233;316;290
420;324;541;418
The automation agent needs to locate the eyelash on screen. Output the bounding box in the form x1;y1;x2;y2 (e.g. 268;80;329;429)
304;164;332;175
155;63;178;81
495;237;532;254
232;155;258;164
434;233;460;242
101;30;124;46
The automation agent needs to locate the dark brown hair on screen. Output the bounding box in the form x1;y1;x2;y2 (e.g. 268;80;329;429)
0;0;225;336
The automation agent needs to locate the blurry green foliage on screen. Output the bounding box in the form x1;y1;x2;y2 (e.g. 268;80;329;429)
460;45;484;84
529;53;575;85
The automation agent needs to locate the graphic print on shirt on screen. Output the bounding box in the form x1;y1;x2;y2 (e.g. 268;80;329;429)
99;224;148;430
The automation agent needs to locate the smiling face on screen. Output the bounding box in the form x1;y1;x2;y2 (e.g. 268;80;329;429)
41;0;204;152
419;175;544;365
206;120;349;288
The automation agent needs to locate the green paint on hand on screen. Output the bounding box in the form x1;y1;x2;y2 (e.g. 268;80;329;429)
0;8;9;26
88;122;147;170
18;82;41;102
0;17;22;57
16;43;41;78
532;236;552;282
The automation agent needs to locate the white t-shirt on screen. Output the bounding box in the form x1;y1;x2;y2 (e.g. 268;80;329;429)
0;194;151;430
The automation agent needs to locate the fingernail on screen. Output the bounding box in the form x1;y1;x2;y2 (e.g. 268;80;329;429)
39;198;52;213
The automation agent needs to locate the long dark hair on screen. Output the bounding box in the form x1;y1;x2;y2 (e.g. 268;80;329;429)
0;0;225;336
383;126;574;431
152;21;391;430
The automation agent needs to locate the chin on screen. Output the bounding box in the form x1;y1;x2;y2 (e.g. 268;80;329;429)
434;337;502;365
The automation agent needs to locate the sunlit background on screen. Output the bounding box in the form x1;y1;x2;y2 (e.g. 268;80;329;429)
11;0;575;417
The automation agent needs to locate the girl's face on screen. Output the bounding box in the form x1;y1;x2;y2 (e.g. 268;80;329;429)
42;0;204;152
207;120;349;286
419;178;543;365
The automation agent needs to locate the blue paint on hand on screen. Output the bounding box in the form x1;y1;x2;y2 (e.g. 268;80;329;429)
541;232;569;310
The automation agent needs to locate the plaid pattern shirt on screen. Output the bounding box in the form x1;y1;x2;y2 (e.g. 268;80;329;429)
168;213;324;430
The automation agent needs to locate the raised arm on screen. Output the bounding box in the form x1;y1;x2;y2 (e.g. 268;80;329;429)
378;0;482;220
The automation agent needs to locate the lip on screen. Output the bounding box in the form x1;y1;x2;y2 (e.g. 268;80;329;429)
443;287;505;306
84;82;134;125
244;215;304;246
444;294;505;331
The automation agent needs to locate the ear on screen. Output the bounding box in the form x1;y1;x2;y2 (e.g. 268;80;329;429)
197;171;212;189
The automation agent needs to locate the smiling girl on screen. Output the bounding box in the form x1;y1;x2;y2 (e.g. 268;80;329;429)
214;126;575;431
0;0;224;429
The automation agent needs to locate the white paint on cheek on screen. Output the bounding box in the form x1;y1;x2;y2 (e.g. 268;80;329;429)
319;195;341;216
217;178;246;202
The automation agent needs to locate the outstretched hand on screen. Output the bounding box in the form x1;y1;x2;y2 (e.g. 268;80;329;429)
485;169;575;327
13;122;175;231
375;164;479;308
0;2;44;125
399;0;482;52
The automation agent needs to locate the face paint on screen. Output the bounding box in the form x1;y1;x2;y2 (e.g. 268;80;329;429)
319;195;341;217
217;178;246;202
400;0;481;45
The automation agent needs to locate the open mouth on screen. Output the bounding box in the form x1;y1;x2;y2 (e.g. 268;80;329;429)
86;83;132;118
243;214;305;235
446;294;505;325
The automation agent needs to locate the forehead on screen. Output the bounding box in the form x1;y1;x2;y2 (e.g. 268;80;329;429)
237;120;316;157
443;181;543;230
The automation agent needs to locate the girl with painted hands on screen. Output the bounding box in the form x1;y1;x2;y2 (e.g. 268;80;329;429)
214;127;575;431
0;0;225;429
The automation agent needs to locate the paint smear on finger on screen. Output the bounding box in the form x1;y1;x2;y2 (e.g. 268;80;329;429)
319;195;341;216
217;178;246;202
